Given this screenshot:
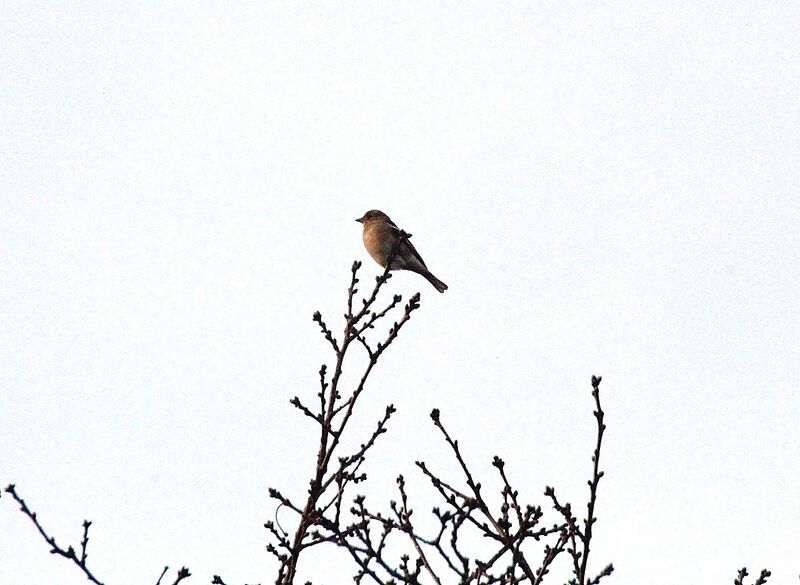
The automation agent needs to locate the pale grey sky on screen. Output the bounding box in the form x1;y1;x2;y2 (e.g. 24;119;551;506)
1;3;798;584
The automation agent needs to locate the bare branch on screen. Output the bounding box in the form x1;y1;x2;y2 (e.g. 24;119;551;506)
4;484;107;585
271;260;423;584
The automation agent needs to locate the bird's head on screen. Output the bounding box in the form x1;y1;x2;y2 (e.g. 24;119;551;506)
356;210;391;224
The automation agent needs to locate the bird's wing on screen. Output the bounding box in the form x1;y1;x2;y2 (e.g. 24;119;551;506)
387;220;428;268
398;230;427;268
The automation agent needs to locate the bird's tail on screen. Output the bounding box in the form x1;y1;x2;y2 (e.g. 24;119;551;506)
423;271;448;293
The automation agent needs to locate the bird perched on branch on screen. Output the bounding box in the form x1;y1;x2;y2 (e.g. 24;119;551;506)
356;209;448;293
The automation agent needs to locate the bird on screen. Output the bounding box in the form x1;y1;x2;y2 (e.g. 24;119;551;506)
356;209;448;293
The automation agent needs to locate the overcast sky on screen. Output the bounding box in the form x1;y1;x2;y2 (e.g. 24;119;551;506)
2;3;798;584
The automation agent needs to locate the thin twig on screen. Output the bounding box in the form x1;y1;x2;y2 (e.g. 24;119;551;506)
4;484;106;585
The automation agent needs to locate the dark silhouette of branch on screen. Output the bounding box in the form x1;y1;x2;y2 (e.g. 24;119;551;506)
265;261;623;584
338;377;614;584
734;567;771;585
4;484;106;585
4;484;194;585
6;260;772;584
156;566;169;585
268;260;422;584
579;376;607;584
272;368;612;584
395;474;442;584
171;567;192;585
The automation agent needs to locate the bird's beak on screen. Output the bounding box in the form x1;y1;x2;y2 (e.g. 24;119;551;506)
355;217;364;223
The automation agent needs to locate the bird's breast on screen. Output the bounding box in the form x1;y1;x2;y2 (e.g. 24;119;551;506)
362;223;394;267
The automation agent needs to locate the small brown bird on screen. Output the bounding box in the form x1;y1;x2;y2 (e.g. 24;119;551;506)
356;209;448;293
